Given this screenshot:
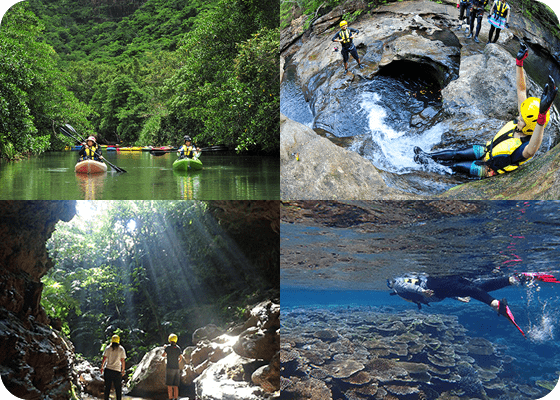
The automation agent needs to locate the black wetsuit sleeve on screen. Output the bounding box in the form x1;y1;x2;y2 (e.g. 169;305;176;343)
332;31;341;41
78;145;86;156
510;142;529;165
350;28;359;35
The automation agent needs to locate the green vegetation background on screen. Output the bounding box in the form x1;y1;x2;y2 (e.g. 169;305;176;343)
0;0;279;160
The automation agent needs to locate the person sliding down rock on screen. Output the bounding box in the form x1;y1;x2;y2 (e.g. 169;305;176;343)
414;42;558;178
387;272;560;337
331;20;363;73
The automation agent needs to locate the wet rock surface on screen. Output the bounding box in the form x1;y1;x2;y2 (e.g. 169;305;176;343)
281;306;551;399
281;0;560;199
128;300;280;400
0;201;76;400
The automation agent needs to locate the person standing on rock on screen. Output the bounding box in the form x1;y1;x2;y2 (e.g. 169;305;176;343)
487;0;510;44
414;42;558;178
331;20;363;73
456;0;471;35
467;0;489;43
163;333;183;400
100;334;126;400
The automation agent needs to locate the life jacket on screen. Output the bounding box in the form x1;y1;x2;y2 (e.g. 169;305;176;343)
483;120;531;174
339;29;352;45
83;145;98;160
493;0;509;18
181;144;194;158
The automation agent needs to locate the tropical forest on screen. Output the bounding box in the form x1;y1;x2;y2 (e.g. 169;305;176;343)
0;200;280;399
0;0;280;160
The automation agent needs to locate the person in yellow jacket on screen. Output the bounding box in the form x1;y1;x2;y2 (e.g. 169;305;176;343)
331;20;363;73
79;135;103;161
178;136;201;159
487;0;510;44
414;43;557;178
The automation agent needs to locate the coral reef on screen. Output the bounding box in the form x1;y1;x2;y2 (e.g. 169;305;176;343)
281;306;550;400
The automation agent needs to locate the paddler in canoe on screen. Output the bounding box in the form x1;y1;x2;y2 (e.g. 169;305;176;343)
79;136;104;162
178;136;201;159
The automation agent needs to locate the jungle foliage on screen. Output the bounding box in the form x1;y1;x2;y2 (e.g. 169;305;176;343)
0;0;279;160
43;201;279;364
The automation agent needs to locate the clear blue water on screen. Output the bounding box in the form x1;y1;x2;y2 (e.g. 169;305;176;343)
281;201;560;399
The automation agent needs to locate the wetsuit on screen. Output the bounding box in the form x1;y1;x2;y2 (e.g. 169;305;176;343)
488;0;510;43
414;121;531;178
468;0;489;41
331;28;360;66
387;274;511;309
79;144;102;161
164;343;182;387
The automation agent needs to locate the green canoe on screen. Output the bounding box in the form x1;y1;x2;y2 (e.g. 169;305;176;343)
172;157;203;171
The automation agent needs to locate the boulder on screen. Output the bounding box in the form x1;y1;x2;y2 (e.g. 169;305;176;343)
192;324;223;344
127;346;167;396
194;353;265;400
74;359;104;398
281;113;418;200
251;352;280;393
233;327;279;362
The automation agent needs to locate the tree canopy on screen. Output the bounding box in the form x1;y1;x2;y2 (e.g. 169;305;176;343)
1;0;279;160
43;201;279;363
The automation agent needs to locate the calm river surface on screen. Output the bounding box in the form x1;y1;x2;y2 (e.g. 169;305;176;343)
0;151;279;200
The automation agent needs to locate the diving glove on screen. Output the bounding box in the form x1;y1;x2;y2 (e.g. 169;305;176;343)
516;42;528;67
538;75;558;126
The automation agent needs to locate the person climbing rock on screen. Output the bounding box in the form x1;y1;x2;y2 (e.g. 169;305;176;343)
414;42;558;178
163;333;184;400
467;0;489;43
79;135;103;161
178;135;200;159
331;20;363;73
487;0;510;44
456;0;471;34
100;334;126;400
387;272;560;337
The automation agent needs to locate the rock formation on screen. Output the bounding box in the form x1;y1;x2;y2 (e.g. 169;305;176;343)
127;300;280;399
0;201;76;399
281;0;560;199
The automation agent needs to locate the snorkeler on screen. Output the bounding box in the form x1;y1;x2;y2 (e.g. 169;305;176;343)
387;272;560;337
414;42;558;178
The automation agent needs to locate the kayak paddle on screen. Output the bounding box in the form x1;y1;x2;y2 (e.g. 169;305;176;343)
60;125;127;173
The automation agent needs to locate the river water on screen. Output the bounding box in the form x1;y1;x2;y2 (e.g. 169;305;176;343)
0;151;279;200
281;201;560;399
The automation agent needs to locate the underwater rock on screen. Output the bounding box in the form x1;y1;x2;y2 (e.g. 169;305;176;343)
466;337;495;356
323;359;365;379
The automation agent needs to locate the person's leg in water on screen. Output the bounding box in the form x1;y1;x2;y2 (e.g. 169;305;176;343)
414;145;490;178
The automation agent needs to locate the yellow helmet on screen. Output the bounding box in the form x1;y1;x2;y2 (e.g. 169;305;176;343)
168;333;178;343
520;97;549;135
111;335;120;344
340;20;348;27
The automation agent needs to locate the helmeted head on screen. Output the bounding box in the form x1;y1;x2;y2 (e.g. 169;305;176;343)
340;20;348;28
87;136;97;145
184;135;192;143
168;333;178;343
519;97;549;135
111;334;120;344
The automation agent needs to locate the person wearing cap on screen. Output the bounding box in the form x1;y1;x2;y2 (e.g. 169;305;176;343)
79;135;103;161
100;334;126;400
331;20;363;73
178;136;201;159
162;333;183;400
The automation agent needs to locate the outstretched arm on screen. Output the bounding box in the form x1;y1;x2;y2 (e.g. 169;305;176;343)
516;43;528;112
523;75;558;159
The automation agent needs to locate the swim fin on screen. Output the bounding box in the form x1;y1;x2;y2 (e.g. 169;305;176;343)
498;298;526;338
519;272;560;283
